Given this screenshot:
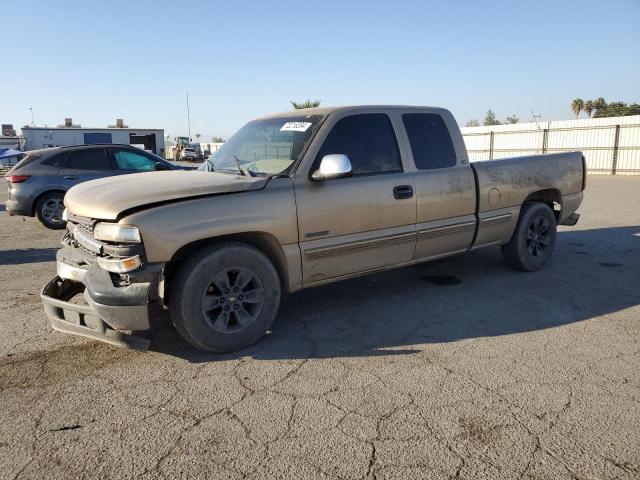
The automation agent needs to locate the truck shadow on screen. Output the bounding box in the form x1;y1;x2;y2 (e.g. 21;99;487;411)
150;225;640;362
0;247;57;265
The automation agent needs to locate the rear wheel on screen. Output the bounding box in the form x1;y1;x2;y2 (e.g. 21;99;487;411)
169;242;281;352
35;191;66;229
501;202;557;271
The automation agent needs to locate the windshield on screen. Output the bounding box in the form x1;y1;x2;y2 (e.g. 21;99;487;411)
201;114;324;176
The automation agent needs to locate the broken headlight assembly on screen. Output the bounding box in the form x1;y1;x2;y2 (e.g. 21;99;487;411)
93;223;141;244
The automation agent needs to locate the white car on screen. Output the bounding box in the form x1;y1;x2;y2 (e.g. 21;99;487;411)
180;147;197;160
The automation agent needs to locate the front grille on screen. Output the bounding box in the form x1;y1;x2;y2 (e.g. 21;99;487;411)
66;219;99;258
68;215;95;233
75;222;94;234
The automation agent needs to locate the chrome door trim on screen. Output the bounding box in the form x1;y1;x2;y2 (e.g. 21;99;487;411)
480;212;513;226
417;220;476;240
304;231;416;259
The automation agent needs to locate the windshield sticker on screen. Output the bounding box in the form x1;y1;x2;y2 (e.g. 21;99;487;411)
280;122;312;132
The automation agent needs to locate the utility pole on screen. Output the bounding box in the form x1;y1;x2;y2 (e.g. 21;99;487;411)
29;107;35;127
531;110;542;129
186;93;191;143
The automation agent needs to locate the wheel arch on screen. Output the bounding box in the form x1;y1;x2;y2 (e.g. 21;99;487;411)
163;231;290;300
32;189;67;216
523;188;562;222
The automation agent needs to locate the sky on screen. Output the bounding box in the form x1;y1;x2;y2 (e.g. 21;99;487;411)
2;0;639;141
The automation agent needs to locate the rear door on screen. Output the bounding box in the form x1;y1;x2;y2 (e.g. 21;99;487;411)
401;112;477;260
294;113;417;284
58;148;116;189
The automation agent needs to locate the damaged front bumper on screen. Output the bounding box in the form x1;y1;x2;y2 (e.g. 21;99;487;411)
41;248;163;349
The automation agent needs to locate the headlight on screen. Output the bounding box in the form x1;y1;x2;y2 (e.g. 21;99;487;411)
96;255;141;273
62;209;68;222
93;223;141;243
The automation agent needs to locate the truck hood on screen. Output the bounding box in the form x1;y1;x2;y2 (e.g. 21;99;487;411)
64;170;268;220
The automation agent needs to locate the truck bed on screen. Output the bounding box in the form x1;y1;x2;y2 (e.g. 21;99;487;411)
470;151;585;248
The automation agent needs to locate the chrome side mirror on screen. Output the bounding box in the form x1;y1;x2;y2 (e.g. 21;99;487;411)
311;154;352;181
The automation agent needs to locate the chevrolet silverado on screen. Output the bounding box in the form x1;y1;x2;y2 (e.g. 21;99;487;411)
42;106;585;352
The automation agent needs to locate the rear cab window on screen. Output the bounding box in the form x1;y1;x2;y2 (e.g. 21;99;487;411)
402;113;457;170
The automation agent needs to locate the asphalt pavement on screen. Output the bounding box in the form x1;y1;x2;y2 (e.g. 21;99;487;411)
1;176;639;479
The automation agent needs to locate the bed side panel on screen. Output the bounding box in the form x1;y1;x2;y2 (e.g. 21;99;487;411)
471;152;584;247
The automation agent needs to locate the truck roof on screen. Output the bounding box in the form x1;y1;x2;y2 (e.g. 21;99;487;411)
256;105;451;120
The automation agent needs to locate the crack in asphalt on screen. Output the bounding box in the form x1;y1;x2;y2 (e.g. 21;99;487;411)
2;178;640;479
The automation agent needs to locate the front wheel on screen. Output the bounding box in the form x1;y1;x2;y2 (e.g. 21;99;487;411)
501;202;557;271
35;191;66;229
169;242;281;352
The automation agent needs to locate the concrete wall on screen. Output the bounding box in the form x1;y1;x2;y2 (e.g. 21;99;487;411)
461;115;640;175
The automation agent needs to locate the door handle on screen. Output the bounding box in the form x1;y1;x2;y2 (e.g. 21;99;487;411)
63;175;79;180
393;185;413;199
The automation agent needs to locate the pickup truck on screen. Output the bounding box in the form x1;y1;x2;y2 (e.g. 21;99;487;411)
42;106;585;352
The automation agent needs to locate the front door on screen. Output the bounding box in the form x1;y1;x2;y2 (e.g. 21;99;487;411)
294;113;417;284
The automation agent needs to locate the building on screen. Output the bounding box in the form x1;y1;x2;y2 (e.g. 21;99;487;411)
0;135;21;149
0;124;22;150
21;118;165;155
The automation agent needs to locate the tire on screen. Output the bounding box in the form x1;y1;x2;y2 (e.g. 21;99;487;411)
501;202;557;272
169;242;281;352
35;191;66;229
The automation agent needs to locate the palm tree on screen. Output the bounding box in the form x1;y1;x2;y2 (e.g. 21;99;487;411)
571;98;584;118
592;97;608;116
583;100;594;118
290;99;321;109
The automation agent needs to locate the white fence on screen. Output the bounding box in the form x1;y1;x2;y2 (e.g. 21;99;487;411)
461;115;640;175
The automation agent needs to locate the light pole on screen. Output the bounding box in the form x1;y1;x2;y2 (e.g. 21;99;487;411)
186;92;191;143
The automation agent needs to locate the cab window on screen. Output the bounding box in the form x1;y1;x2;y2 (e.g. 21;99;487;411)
316;114;402;176
402;113;457;170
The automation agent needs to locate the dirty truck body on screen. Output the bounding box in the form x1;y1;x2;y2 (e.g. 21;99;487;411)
42;106;585;352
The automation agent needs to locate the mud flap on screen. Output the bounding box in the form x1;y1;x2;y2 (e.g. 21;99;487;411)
560;212;580;226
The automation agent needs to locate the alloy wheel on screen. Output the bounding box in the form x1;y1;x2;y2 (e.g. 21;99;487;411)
41;198;64;224
526;216;551;258
200;267;265;333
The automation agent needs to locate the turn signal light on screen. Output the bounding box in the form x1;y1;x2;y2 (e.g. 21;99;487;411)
5;175;30;183
96;255;141;273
